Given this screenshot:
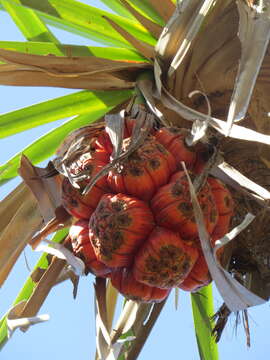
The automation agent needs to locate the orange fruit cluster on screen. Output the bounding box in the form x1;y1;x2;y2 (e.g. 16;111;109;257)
63;122;234;302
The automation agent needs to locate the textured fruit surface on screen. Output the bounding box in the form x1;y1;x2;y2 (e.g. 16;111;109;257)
133;227;199;288
60;121;234;301
69;219;111;276
155;127;196;168
208;177;234;244
151;171;218;241
62;137;110;219
107;136;176;201
89;193;154;267
178;253;211;292
62;178;93;220
110;267;169;302
208;177;234;216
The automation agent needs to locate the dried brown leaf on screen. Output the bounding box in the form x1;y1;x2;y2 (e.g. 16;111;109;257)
154;83;270;145
54;267;79;299
212;161;270;201
155;0;201;72
147;0;175;22
29;209;71;249
35;239;85;276
19;256;66;320
19;156;71;249
103;16;155;61
211;303;231;342
248;54;270;168
106;110;125;160
95;277;111;359
0;48;149;76
174;288;179;310
54;123;106;178
0;48;150;91
181;0;239;97
106;280;119;333
110;301;139;344
0;195;42;287
156;0;240;99
0;183;29;236
7;301;49;337
183;163;266;311
243;309;251;347
226;1;270;133
19;155;62;224
0;65;135;90
137;73;168;126
168;0;216;78
119;0;162;39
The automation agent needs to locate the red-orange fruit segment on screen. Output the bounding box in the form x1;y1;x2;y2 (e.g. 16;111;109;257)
69;219;111;277
94;130;113;160
133;227;199;289
208;177;234;243
123;118;136;138
207;177;234;216
110;268;170;303
211;214;232;245
155;127;196;169
89;193;155;267
62;178;95;219
69;154;109;192
178;253;211;292
62;155;109;219
151;171;218;241
107;137;177;201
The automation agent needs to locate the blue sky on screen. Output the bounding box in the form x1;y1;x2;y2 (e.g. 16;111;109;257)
0;2;269;359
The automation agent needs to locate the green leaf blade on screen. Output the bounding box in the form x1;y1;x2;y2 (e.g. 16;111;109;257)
100;0;165;26
98;0;135;20
0;89;133;184
0;90;132;139
1;0;59;43
125;0;165;26
0;41;149;62
191;285;219;360
0;0;156;48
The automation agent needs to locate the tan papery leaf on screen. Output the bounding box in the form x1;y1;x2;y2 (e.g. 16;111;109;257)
183;163;266;311
0;191;42;287
226;0;270;134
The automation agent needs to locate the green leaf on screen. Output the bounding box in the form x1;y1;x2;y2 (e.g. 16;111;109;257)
0;41;148;62
0;229;68;349
100;0;165;26
125;0;165;26
0;89;133;184
191;285;219;360
98;0;135;20
0;0;156;48
0;90;132;139
0;0;59;43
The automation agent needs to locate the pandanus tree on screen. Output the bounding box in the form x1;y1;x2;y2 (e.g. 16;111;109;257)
1;0;270;359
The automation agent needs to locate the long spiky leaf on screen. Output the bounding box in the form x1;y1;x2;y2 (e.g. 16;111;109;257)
0;41;149;62
0;89;133;185
0;0;59;43
191;285;219;360
100;0;165;26
0;90;133;139
0;0;156;48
